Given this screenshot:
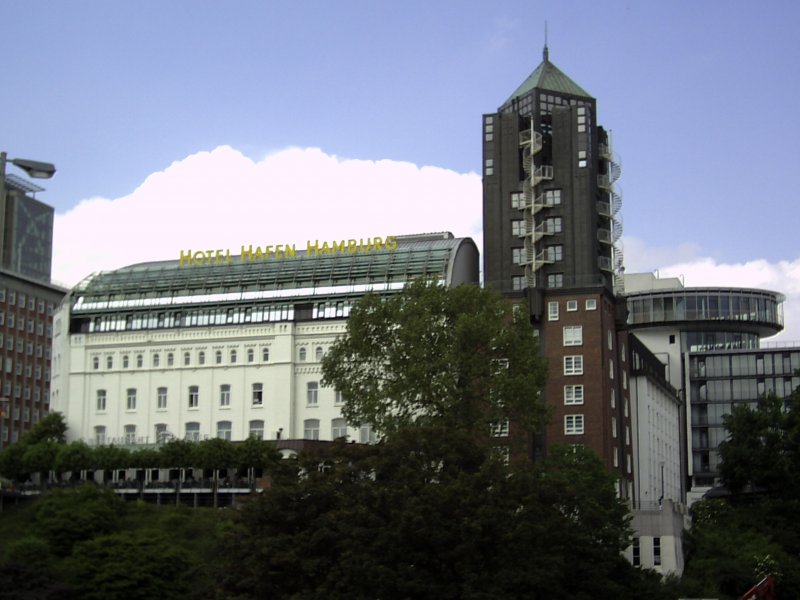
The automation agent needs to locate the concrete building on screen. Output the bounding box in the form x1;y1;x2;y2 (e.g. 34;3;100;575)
482;45;632;493
51;233;479;447
0;154;65;449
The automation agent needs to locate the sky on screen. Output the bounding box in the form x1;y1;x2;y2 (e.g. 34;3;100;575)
3;1;800;341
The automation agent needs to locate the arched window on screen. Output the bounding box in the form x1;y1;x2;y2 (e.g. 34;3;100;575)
136;354;143;368
298;348;306;362
331;418;348;439
167;352;174;366
217;421;232;441
230;349;237;364
184;352;191;366
106;355;113;369
153;353;160;368
249;420;265;440
215;350;222;364
315;347;323;361
92;356;99;370
198;351;205;365
262;347;270;362
247;348;254;363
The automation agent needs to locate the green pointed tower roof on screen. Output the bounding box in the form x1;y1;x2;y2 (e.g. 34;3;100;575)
501;45;593;109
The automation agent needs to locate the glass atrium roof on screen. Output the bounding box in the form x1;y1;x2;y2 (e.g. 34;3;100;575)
71;235;478;314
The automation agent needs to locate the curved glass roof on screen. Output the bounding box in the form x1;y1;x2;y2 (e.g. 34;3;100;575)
626;287;785;337
71;234;478;314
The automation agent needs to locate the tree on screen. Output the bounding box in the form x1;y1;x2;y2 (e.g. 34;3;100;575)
321;279;548;439
215;431;660;599
719;390;800;497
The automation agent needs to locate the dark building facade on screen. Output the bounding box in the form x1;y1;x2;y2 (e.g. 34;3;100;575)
0;169;65;449
482;46;632;492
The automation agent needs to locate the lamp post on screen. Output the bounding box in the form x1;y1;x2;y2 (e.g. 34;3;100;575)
0;151;57;267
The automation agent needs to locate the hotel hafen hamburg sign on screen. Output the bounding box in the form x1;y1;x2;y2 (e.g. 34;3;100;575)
179;236;398;266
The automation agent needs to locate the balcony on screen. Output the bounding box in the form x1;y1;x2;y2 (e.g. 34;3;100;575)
598;229;613;245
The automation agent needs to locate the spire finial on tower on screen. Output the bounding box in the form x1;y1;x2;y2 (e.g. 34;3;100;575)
543;21;549;62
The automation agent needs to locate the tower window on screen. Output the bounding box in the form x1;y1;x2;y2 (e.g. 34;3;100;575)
547;273;564;288
485;159;494;176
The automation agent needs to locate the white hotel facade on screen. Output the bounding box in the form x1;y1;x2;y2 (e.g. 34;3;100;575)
51;233;479;447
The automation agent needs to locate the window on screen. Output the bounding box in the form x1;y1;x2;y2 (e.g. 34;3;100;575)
625;426;630;446
92;356;99;370
184;352;191;366
136;354;143;368
359;424;376;443
96;389;107;411
585;298;597;311
298;347;307;362
157;387;168;410
612;417;617;438
608;330;613;350
124;425;137;445
613;447;619;468
611;388;616;409
217;421;232;441
653;537;661;566
198;351;205;365
511;220;526;236
564;414;584;435
215;350;222;364
307;382;319;405
332;418;348;439
126;388;137;411
545;217;562;233
547;273;564;288
249;420;264;440
563;325;583;346
609;359;615;379
632;538;640;567
544;189;562;206
94;425;106;446
153;353;160;368
564;385;584;405
512;248;524;265
155;423;169;444
548;301;559;321
247;348;254;363
230;349;237;363
564;355;584;375
106;356;113;369
546;245;563;261
491;419;510;437
220;384;231;407
314;346;323;362
566;300;578;312
512;276;526;291
304;419;320;440
188;385;199;408
123;354;129;369
484;158;494;176
167;352;174;366
252;383;263;406
334;390;344;405
262;347;270;362
511;191;524;209
185;422;200;442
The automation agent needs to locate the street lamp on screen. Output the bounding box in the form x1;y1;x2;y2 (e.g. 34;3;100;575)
0;151;57;267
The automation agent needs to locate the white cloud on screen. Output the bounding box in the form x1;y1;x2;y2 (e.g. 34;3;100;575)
52;148;800;345
623;236;800;344
52;146;482;286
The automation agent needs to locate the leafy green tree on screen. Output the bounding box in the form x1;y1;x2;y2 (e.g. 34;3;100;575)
0;413;68;481
718;392;799;495
32;485;124;557
216;429;656;599
21;440;59;482
54;441;95;479
322;279;548;439
23;412;67;445
61;530;197;600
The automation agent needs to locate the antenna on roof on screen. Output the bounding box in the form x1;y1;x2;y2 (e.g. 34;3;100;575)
543;21;549;61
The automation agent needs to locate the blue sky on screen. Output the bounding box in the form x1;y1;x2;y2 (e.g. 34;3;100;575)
3;1;800;338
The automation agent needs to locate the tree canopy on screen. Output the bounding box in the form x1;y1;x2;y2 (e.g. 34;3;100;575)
321;279;548;439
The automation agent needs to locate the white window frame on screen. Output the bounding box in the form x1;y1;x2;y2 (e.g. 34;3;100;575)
564;384;584;405
157;387;168;410
566;299;578;311
220;384;231;407
252;383;263;406
564;355;584;376
585;298;597;310
563;325;583;346
564;414;584;435
306;381;319;405
548;301;559;321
